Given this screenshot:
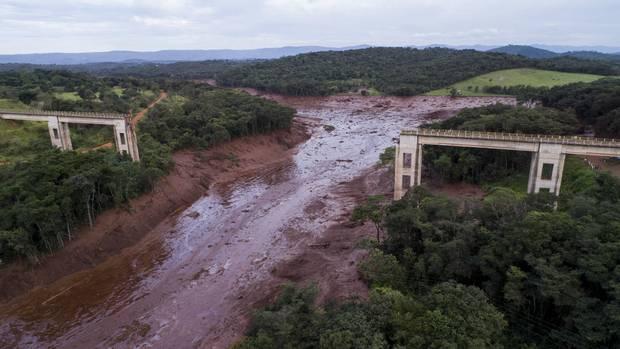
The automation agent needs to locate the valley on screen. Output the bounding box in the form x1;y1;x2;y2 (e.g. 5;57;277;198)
0;95;512;348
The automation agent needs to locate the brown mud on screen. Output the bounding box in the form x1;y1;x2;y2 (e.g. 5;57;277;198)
0;120;310;302
0;94;515;349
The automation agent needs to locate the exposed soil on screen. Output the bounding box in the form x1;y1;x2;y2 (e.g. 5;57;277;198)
0;94;515;349
132;91;168;127
0;119;310;302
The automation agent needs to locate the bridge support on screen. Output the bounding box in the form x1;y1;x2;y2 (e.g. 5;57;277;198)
47;117;73;150
394;136;423;200
527;144;565;195
1;110;140;162
394;138;568;200
113;120;140;162
392;129;620;201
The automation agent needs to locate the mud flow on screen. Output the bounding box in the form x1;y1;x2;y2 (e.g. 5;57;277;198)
0;95;514;348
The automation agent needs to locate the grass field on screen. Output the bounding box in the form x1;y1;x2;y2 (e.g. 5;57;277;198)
54;91;83;101
0;98;29;110
0;119;49;163
427;68;605;96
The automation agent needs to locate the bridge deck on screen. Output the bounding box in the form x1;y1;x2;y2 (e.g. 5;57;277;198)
403;128;620;148
0;109;128;119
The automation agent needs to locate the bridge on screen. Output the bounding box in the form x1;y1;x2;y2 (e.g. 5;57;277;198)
394;128;620;200
0;109;140;162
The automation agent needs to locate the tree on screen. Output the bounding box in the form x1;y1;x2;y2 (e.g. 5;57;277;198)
449;87;460;98
352;195;388;242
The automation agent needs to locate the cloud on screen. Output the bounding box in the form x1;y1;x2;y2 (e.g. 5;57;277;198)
0;0;618;53
132;16;191;27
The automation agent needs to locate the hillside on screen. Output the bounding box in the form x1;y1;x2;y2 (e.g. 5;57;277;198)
490;45;558;59
491;45;620;62
427;68;604;96
217;47;620;96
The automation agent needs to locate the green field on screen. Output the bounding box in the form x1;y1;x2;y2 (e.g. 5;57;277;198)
427;68;605;96
0;98;29;110
54;91;83;101
0;119;49;163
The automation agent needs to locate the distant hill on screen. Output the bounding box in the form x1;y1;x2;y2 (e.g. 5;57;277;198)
490;45;559;59
0;45;370;65
490;45;620;62
563;51;620;62
531;44;620;54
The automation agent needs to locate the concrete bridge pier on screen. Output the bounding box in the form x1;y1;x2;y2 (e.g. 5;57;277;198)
393;128;620;201
1;109;141;162
47;117;73;150
113;120;140;162
394;135;422;200
527;144;566;195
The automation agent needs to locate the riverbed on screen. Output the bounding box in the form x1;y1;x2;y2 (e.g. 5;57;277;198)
0;95;515;348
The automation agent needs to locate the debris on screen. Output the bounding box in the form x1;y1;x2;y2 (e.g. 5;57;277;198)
309;242;330;249
186;211;200;219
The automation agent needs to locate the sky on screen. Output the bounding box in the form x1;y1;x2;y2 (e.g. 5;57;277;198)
0;0;618;54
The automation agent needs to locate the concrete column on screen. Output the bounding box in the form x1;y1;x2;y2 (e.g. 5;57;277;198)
60;122;73;150
47;117;71;150
415;143;423;186
527;151;539;193
126;124;140;162
113;119;140;162
394;134;420;200
527;143;565;195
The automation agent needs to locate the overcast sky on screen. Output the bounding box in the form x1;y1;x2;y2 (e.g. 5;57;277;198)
1;0;618;54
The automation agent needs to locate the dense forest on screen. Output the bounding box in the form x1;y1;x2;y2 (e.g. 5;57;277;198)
0;72;295;264
0;60;249;80
217;47;620;96
140;85;295;150
0;69;159;113
484;78;620;137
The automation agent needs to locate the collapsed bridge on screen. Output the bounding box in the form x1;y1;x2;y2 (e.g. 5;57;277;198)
0;109;140;162
394;128;620;200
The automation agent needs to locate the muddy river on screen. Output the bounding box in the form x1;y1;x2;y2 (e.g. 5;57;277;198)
0;95;514;348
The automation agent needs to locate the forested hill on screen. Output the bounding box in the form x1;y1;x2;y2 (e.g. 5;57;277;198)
217;47;620;96
490;45;558;59
491;45;620;62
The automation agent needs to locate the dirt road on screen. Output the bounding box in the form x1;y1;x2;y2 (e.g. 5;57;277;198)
132;91;168;128
0;95;514;348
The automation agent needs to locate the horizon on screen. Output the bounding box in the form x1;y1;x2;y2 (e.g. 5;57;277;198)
2;0;619;55
2;43;620;57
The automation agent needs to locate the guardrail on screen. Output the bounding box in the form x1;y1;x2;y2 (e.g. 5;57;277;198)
0;109;128;119
402;128;620;147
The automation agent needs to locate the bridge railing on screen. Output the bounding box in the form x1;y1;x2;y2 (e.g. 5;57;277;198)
402;128;620;147
0;109;128;119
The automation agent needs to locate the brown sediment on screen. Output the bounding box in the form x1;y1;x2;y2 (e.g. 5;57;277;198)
0;94;516;349
0;118;311;303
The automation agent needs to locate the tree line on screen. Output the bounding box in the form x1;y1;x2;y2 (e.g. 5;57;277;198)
482;78;620;138
0;69;159;113
139;84;295;150
216;47;620;96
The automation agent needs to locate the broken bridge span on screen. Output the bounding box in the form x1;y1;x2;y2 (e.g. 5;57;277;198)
394;128;620;200
0;109;140;162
